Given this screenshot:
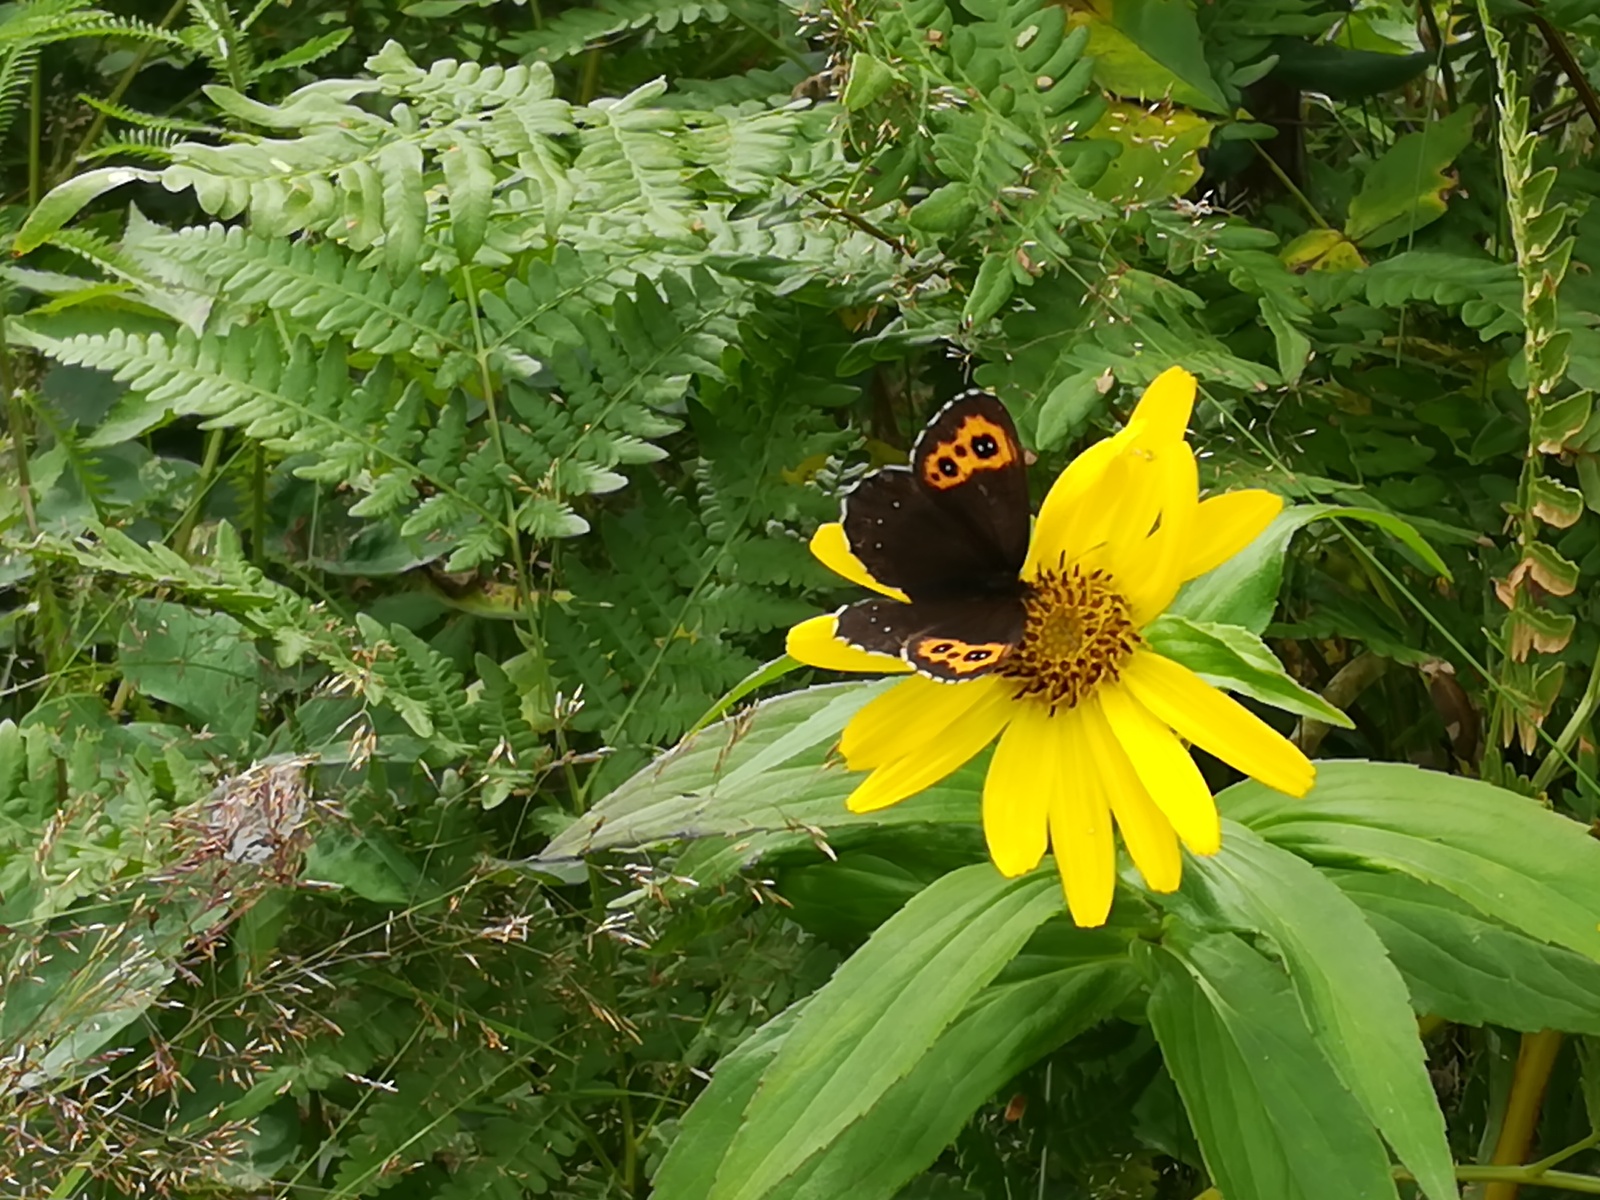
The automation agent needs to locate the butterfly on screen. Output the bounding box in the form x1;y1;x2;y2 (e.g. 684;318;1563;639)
834;390;1031;680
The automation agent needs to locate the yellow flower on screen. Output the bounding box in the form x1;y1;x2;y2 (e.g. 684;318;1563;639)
785;367;1313;926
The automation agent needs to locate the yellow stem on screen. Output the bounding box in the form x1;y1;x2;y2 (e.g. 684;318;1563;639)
1486;1030;1566;1200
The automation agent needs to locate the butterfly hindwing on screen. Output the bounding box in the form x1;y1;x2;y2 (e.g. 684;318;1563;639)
836;594;1026;680
841;391;1030;599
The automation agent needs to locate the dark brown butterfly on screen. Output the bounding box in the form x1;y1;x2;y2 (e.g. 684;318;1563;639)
834;391;1030;680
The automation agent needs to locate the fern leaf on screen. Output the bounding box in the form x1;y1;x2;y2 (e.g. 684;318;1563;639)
510;0;733;64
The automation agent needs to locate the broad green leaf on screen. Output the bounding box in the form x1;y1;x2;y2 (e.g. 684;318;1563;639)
658;925;1136;1200
1149;932;1399;1200
1142;614;1352;726
1066;12;1223;111
1106;0;1228;112
16;167;159;253
705;866;1062;1200
1169;504;1450;633
770;932;1135;1200
537;682;980;864
1222;760;1600;963
1269;42;1431;101
1184;825;1455;1200
118;599;261;738
653;1004;807;1200
1332;869;1600;1034
1345;106;1477;247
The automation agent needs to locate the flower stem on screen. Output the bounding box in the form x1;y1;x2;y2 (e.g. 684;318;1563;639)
1485;1030;1566;1200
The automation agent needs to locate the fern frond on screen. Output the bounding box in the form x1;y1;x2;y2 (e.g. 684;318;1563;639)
509;0;733;64
147;224;468;356
0;47;37;144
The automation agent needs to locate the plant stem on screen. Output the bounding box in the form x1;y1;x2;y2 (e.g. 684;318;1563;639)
170;427;227;557
27;67;40;207
1485;1030;1566;1200
1396;1165;1600;1194
1530;645;1600;791
1249;138;1331;229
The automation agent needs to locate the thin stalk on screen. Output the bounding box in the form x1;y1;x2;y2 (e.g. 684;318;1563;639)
26;66;40;207
1419;0;1458;108
460;262;538;628
1485;1030;1566;1200
170;427;227;557
1249;139;1331;229
1395;1166;1600;1194
579;46;602;104
65;0;189;177
249;440;265;567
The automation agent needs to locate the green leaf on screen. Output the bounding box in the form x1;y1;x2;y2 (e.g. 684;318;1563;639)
536;682;980;864
377;139;426;279
659;925;1136;1200
843;52;898;111
118;599;260;738
1345;106;1477;248
1222;760;1600;963
906;182;975;233
1069;12;1224;112
1149;932;1400;1200
1183;825;1455;1200
1107;0;1228;113
1169;504;1450;633
1142;614;1352;726
704;866;1062;1200
1268;43;1431;102
16;167;159;253
963;252;1015;326
1332;869;1600;1034
441;141;493;263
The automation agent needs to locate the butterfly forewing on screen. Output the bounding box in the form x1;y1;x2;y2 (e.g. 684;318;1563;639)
829;390;1033;682
841;391;1030;601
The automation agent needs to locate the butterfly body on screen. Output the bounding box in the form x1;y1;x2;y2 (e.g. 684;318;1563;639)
835;390;1031;680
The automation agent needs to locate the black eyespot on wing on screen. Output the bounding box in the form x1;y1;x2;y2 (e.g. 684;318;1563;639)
911;391;1030;575
835;594;1026;681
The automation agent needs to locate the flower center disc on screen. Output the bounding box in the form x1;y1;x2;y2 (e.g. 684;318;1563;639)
1003;566;1138;708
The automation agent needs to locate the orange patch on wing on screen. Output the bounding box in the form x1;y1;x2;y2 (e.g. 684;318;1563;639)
919;415;1020;490
911;636;1013;675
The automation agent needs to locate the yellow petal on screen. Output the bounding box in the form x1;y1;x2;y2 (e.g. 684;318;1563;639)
810;523;910;602
1029;438;1145;575
1117;441;1199;625
981;699;1053;877
841;674;1002;771
845;685;1013;813
787;613;913;675
1025;434;1125;576
1027;367;1197;574
1121;650;1315;798
1097;682;1221;855
1182;490;1283;582
1126;366;1196;444
1076;698;1182;892
1051;709;1118;926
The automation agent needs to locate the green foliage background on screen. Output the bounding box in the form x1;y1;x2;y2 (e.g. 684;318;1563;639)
5;0;1600;1196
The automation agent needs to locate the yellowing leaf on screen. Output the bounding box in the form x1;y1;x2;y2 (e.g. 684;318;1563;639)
1065;9;1226;113
1344;105;1477;247
1087;101;1212;205
1281;228;1367;272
